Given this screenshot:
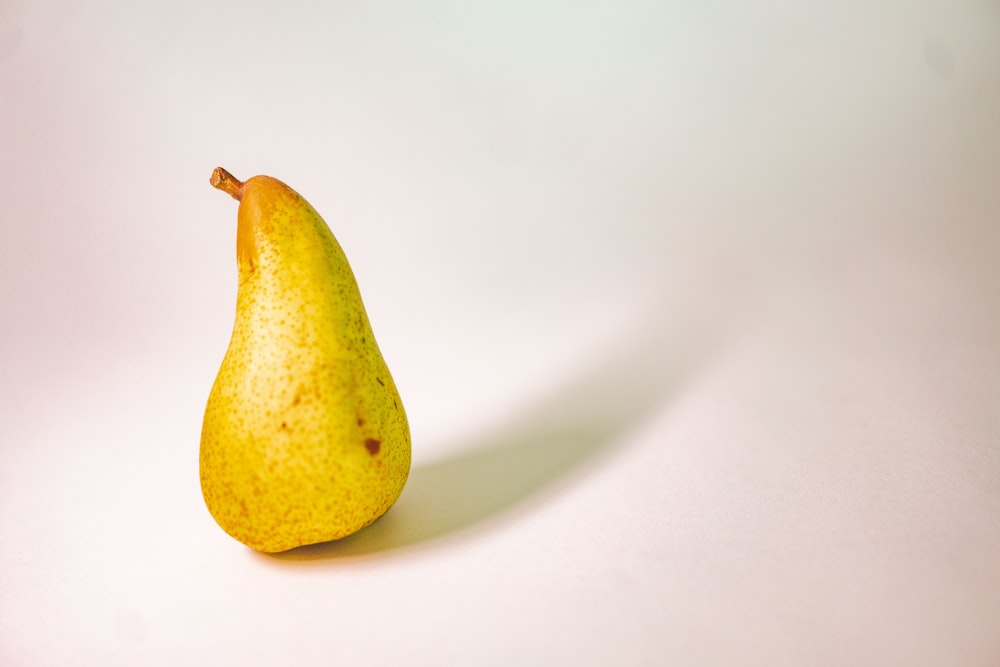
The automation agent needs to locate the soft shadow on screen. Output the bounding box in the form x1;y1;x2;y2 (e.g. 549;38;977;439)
260;314;707;562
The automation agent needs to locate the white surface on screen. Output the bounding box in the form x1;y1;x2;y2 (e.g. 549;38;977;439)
2;1;1000;665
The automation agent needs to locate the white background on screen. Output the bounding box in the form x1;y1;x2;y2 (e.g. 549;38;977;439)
2;1;1000;665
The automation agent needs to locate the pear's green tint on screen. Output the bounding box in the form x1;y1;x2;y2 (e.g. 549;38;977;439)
200;168;411;553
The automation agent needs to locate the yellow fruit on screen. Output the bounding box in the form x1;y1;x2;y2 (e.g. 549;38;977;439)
200;167;410;553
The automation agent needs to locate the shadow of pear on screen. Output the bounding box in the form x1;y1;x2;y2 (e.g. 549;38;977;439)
260;315;703;562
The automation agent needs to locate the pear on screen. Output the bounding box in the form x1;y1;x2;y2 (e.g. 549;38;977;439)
200;167;410;553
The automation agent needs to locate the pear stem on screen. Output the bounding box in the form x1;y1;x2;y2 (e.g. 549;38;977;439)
210;167;244;201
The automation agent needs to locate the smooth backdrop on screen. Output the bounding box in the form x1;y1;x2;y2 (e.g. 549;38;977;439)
1;1;999;665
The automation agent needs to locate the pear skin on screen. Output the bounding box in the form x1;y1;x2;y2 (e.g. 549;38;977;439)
200;168;410;553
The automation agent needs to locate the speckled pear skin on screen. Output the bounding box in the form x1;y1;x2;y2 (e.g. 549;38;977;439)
200;171;410;553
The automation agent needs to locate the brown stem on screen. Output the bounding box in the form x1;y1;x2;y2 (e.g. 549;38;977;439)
210;167;244;201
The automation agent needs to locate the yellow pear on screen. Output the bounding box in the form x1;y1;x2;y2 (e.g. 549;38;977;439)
200;167;410;553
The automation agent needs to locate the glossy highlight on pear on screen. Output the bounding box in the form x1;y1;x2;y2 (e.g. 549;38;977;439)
200;167;411;553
